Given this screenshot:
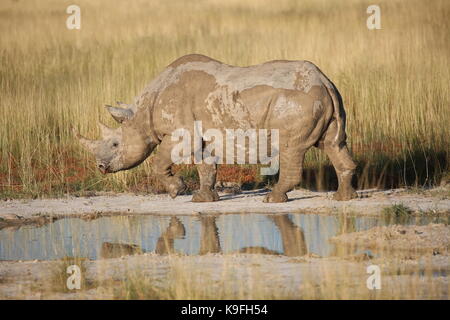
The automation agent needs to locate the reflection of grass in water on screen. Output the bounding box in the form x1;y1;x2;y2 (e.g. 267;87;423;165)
383;204;413;218
382;204;413;226
382;202;450;226
332;214;359;257
336;214;358;235
381;203;449;225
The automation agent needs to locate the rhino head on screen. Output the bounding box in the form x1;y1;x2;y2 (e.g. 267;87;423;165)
74;102;157;174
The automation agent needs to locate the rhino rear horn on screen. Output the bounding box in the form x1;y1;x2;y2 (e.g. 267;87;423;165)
98;121;116;139
116;101;131;108
105;105;134;123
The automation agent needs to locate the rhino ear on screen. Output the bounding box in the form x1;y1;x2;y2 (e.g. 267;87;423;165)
105;104;134;123
72;127;98;152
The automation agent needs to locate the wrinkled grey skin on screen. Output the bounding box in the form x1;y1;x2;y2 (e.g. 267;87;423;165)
75;54;357;202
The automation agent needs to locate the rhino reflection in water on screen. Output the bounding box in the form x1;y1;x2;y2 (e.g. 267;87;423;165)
192;214;308;257
155;217;186;254
100;214;308;258
155;214;308;256
269;215;307;256
100;214;307;258
229;215;307;256
74;54;358;203
100;242;143;259
100;217;186;258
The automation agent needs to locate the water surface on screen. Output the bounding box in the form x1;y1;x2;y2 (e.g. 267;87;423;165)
0;213;446;261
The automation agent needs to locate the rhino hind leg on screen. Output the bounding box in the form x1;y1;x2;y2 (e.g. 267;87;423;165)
326;144;358;200
199;216;221;254
321;122;358;201
263;146;307;203
192;160;219;202
269;215;308;256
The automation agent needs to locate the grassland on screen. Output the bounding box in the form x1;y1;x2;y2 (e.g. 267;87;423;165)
0;0;449;198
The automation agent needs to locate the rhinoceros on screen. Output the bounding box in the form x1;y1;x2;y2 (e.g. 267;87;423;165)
74;54;357;202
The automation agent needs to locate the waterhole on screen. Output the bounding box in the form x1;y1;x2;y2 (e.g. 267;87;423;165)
0;213;446;261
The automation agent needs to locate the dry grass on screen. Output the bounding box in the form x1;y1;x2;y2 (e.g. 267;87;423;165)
42;254;448;300
0;0;449;197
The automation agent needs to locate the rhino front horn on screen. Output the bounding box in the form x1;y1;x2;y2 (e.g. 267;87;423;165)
105;104;134;123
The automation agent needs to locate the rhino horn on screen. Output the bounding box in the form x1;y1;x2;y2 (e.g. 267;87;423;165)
105;104;135;123
72;127;97;152
98;121;115;139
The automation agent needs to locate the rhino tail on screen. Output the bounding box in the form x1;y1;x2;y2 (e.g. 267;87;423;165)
325;83;347;148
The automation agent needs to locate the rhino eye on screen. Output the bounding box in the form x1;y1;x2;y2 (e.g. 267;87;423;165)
112;142;119;148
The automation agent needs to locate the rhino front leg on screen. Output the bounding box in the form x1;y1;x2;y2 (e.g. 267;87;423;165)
192;160;219;202
152;136;187;199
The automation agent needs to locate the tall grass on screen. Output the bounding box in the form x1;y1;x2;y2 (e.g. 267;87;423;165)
0;0;449;197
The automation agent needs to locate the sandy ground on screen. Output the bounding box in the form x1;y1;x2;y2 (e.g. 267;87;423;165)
1;188;449;229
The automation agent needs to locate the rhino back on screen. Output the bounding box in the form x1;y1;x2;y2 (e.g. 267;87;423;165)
144;55;336;135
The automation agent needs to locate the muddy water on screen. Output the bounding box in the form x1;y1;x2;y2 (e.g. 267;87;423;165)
0;213;446;261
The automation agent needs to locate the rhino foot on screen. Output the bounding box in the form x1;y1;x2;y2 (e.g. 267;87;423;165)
192;189;220;202
332;188;358;201
166;177;187;199
263;192;288;203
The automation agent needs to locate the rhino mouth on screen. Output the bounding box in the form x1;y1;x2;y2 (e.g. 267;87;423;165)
98;164;110;174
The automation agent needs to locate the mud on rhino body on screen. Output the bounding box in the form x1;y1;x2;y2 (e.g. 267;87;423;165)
74;54;357;202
